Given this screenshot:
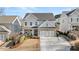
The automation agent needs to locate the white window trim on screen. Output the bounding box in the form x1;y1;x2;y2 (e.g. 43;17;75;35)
25;22;27;26
0;34;4;40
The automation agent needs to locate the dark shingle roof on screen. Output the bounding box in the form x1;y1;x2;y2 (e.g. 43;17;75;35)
23;13;55;21
23;13;29;19
55;14;61;19
66;9;76;16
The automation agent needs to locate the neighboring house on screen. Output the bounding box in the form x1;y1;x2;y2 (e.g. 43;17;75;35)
56;8;79;32
0;16;21;41
22;13;56;37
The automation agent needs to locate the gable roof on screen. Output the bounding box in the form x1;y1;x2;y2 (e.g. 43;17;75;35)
54;9;76;19
23;13;55;21
0;16;17;23
39;21;56;28
61;8;79;16
66;9;76;16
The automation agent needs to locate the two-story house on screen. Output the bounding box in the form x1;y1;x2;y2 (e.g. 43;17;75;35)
21;13;56;37
56;8;79;32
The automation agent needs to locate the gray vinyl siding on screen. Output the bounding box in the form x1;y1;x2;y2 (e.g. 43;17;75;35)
12;20;21;32
0;20;21;33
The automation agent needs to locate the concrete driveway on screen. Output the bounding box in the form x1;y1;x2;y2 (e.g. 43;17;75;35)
40;37;71;51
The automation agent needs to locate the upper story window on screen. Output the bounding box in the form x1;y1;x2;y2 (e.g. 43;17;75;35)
30;22;32;26
25;22;27;26
35;22;38;25
62;20;64;23
77;18;79;22
71;18;72;22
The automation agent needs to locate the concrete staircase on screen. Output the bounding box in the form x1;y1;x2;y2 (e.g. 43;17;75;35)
0;40;12;48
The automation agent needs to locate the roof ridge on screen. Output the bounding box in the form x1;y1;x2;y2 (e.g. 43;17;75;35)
38;21;46;27
66;9;76;16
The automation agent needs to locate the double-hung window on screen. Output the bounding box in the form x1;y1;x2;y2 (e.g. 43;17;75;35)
71;18;72;22
25;22;27;26
35;22;38;25
30;22;32;26
77;18;79;22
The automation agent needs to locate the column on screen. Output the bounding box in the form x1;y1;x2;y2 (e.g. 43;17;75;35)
32;29;34;36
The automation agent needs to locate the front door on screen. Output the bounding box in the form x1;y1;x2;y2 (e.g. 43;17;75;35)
34;29;38;36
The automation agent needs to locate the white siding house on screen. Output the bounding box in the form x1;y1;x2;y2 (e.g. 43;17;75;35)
57;8;79;32
22;13;56;37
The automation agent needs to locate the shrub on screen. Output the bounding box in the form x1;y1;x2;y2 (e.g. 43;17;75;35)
19;35;26;43
5;37;12;42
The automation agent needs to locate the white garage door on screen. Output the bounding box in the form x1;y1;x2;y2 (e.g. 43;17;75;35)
0;34;4;40
40;31;56;37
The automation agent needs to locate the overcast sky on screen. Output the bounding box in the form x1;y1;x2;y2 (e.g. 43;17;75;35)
2;7;76;16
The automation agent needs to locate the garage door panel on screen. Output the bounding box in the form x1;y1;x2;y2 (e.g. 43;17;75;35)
40;31;56;37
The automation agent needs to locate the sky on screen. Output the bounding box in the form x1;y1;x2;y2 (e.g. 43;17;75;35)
1;7;76;16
